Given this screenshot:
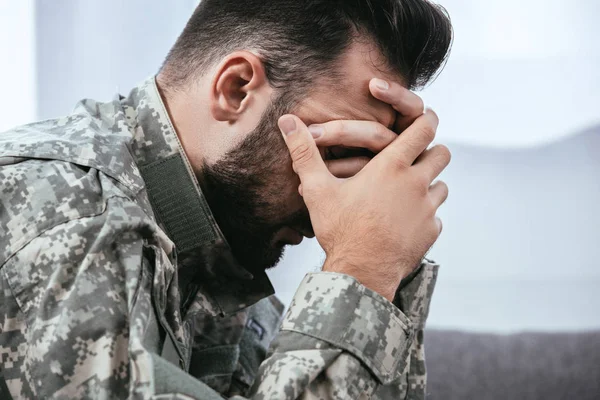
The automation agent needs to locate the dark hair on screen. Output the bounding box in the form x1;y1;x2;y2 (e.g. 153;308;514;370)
161;0;452;98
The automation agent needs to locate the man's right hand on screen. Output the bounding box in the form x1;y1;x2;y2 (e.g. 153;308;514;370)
278;110;450;302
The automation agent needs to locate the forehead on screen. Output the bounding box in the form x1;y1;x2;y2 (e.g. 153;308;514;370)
295;40;401;129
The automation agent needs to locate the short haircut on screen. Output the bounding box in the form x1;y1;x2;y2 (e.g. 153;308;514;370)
161;0;453;99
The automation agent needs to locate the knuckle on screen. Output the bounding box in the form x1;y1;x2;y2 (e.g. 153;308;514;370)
374;124;390;145
332;120;345;136
427;108;440;122
405;93;424;116
435;144;452;163
391;150;411;169
427;219;438;235
438;179;449;190
438;182;450;202
415;96;425;113
430;181;449;208
420;221;439;246
419;124;436;142
434;218;443;236
290;143;313;165
444;183;450;201
414;172;431;191
430;157;446;173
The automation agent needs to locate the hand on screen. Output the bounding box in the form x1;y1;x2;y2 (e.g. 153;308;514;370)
313;78;426;179
279;110;450;302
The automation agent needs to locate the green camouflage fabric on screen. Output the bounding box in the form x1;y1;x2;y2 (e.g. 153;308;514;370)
0;76;439;399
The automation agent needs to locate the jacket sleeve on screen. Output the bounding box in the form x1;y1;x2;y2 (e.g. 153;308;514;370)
242;266;439;400
148;271;422;400
154;265;439;400
373;260;440;399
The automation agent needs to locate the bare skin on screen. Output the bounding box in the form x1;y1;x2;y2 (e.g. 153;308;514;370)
280;110;449;301
157;39;450;302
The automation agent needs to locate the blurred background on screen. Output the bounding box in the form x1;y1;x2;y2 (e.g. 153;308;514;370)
1;0;598;335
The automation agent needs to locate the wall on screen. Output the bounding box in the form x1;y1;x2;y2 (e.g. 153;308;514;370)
0;0;36;131
35;0;199;119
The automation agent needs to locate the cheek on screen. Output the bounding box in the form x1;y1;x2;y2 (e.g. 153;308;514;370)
281;167;303;206
272;157;304;210
261;142;305;214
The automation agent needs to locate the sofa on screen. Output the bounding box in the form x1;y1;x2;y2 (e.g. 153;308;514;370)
425;330;600;399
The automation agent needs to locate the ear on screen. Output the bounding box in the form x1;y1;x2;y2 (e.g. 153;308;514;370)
209;51;269;122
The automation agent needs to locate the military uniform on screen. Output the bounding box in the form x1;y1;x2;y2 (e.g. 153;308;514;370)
0;77;439;399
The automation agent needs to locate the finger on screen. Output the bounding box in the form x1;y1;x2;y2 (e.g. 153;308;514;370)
378;109;439;168
429;181;449;208
436;217;443;234
369;78;424;132
414;144;451;182
279;115;332;186
325;157;370;178
309;120;397;153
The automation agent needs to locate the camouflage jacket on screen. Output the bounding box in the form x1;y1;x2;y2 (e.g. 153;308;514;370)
0;77;439;400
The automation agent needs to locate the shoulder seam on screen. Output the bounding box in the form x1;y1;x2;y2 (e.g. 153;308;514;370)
0;192;134;270
0;153;144;198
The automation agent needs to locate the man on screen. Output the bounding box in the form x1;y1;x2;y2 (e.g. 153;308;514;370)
0;0;452;398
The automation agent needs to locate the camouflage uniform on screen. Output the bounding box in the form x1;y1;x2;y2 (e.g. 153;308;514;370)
0;77;439;399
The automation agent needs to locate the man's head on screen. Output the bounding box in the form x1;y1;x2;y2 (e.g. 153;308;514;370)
156;0;452;273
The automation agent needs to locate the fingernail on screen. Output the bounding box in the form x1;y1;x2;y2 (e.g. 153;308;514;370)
374;78;389;90
308;125;323;139
279;116;297;136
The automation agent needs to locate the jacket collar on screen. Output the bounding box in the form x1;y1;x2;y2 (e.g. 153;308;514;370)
122;77;275;315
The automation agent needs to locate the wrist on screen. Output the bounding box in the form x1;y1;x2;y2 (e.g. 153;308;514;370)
323;256;400;302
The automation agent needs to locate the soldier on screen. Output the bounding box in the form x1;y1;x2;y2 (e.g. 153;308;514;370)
0;0;452;399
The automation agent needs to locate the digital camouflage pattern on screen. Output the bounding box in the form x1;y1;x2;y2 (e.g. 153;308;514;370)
0;77;439;399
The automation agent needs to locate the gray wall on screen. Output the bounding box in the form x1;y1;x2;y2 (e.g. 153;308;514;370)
36;0;198;119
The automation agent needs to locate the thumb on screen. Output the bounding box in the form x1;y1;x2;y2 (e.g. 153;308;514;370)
279;114;330;186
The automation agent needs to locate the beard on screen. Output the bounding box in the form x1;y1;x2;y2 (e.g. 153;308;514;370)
198;97;311;274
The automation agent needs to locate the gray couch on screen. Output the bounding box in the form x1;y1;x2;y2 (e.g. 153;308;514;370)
425;330;600;399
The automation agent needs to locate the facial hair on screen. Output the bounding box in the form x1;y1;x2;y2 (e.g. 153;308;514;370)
198;97;310;274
